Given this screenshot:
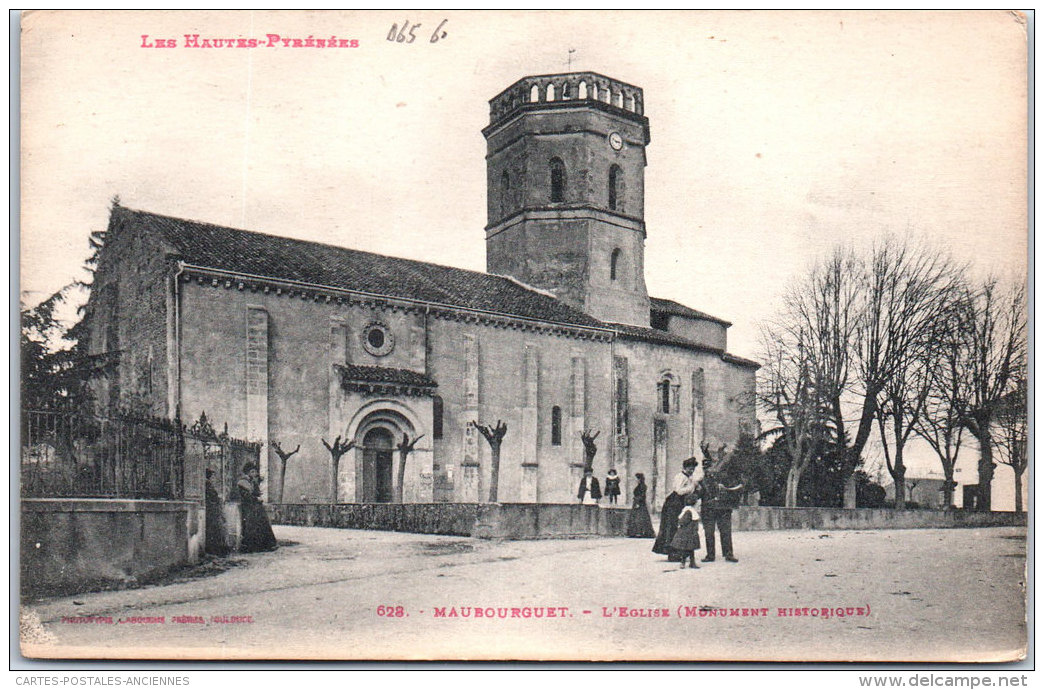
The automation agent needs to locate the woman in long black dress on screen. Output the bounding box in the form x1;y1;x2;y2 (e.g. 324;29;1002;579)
204;469;230;556
626;473;655;538
651;457;698;559
237;463;278;553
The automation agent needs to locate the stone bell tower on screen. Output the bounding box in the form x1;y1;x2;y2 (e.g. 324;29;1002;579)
482;72;651;327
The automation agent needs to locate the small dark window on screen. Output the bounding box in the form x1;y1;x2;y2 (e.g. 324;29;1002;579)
609;165;621;210
551;406;562;446
650;311;670;331
433;396;444;440
500;171;510;215
367;328;385;349
658;380;671;415
550;158;566;202
610;248;621;281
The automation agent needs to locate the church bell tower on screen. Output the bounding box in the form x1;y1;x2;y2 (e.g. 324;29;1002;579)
482;72;651;327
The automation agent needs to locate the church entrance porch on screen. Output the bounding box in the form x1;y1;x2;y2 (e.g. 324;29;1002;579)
339;399;434;504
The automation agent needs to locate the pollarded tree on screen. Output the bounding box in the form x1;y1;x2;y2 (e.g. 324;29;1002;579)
471;420;507;503
270;441;300;503
580;429;600;472
321;435;355;502
394;433;425;504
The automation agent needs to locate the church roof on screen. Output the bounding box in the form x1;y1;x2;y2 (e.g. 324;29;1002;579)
649;297;732;327
608;322;759;369
117;207;606;330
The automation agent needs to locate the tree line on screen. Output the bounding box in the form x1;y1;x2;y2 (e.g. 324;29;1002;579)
757;236;1026;511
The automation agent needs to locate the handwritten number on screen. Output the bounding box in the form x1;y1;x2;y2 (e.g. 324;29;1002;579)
387;19;447;45
430;19;448;43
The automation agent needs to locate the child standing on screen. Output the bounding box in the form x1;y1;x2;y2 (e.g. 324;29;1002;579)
669;493;702;569
604;469;621;505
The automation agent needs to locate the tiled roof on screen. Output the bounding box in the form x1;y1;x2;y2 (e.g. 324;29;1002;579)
117;207;605;330
338;364;436;388
650;297;732;327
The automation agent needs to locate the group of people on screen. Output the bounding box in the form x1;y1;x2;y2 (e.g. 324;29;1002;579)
604;446;743;570
204;462;279;556
576;468;623;505
650;447;743;568
577;444;744;570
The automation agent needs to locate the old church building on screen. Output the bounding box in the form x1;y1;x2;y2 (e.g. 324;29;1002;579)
84;72;758;509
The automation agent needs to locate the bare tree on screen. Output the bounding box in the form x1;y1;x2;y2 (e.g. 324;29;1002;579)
874;336;934;509
394;433;425;504
760;237;964;508
321;435;355;503
270;441;300;503
785;248;861;506
960;279;1027;511
994;371;1028;512
913;304;972;509
580;429;600;472
848;238;964;507
758;323;829;508
471;420;507;503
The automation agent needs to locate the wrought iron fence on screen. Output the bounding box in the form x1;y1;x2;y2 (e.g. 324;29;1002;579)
21;409;185;499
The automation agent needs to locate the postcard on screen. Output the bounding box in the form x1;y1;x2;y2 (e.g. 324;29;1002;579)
18;10;1028;662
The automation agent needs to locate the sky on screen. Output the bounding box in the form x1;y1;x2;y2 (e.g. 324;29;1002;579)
18;10;1029;507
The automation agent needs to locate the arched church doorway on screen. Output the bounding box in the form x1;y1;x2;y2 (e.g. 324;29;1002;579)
362;427;395;503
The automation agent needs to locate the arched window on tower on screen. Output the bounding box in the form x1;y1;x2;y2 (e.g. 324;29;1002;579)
609;165;621;211
546;83;556;102
578;81;588;99
550;158;566;202
610;248;621;282
551;406;562;446
530;84;540;103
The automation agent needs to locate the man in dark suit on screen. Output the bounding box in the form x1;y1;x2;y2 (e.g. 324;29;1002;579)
577;469;602;505
700;443;743;563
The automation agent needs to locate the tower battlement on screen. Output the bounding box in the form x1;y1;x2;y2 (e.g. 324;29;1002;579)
488;72;645;129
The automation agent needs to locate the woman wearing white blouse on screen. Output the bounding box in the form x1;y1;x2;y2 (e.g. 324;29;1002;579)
651;457;699;560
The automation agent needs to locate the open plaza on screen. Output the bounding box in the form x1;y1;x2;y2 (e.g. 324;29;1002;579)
21;523;1026;662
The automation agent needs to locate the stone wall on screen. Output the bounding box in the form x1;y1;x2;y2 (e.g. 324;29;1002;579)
20;499;202;597
732;506;1027;531
268;503;1025;540
267;503;479;536
83;208;176;417
472;504;629;539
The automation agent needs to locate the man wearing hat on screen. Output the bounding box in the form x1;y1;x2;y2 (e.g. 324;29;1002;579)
700;442;743;563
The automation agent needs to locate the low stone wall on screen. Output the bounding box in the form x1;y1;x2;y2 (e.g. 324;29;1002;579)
269;502;1026;539
472;503;629;539
733;506;1027;531
267;503;480;536
20;499;202;597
